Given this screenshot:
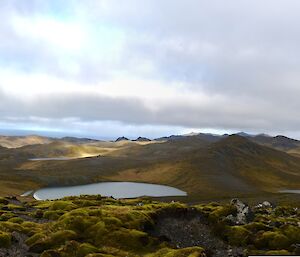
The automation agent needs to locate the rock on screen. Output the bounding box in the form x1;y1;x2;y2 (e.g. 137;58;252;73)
255;201;272;209
228;199;252;225
262;201;272;208
253;201;273;215
225;214;236;225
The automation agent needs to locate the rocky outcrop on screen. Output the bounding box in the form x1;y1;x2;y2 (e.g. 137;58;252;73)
225;199;253;225
134;137;151;142
115;136;129;142
147;208;245;257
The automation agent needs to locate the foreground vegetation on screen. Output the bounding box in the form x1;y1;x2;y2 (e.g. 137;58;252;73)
0;195;299;256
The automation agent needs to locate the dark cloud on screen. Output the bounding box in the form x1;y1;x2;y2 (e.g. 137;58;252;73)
0;91;299;134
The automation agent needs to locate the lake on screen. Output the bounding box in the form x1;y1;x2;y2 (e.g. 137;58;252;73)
33;182;187;200
279;189;300;194
29;157;76;161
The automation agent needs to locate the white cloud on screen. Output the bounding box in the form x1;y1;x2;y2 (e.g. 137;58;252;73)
12;16;86;51
0;0;300;138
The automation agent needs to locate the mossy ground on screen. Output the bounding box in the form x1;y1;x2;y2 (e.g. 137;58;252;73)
0;195;299;256
196;202;300;255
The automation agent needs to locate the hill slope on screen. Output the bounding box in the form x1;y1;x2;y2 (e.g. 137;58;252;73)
0;135;52;148
5;135;299;202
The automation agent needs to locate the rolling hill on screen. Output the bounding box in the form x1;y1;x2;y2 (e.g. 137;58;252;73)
0;135;52;148
1;134;298;202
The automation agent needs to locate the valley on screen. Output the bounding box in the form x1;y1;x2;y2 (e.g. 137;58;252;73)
0;133;299;203
0;133;299;256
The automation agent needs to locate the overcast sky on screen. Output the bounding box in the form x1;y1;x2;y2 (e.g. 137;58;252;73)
1;0;300;139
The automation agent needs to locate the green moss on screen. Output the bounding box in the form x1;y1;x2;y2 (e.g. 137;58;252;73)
34;209;44;218
40;250;61;257
108;228;151;251
74;199;100;207
226;226;251;246
8;217;24;224
78;243;99;257
25;232;47;246
6;204;26;211
85;254;115;257
280;225;300;244
103;216;123;228
0;221;24;233
274;206;297;217
0;197;9;205
89;221;107;245
0;232;11;248
88;209;103;217
208;205;237;222
0;195;298;256
244;222;270;233
146;247;205;257
50;230;78;245
49;200;77;211
122;211;152;229
265;249;291;255
43;210;65;220
58;214;96;233
67;208;90;217
34;201;52;209
21;221;43;236
0;211;15;221
50;240;80;257
28;230;78;253
255;231;290;250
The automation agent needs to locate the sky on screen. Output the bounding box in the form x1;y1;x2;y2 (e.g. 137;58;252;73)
0;0;300;140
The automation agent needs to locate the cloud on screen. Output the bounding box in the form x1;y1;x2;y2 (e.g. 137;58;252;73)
0;0;300;138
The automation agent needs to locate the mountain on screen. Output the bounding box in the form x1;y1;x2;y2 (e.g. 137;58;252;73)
119;135;300;199
235;132;254;137
204;135;300;191
59;137;100;144
0;135;52;148
250;134;300;152
115;136;129;142
155;133;223;143
8;134;299;202
134;136;151;142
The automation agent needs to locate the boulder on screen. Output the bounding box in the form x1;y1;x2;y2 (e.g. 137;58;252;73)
253;201;273;214
262;201;272;208
226;199;252;225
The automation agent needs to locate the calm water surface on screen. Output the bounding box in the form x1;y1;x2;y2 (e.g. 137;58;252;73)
279;189;300;194
33;182;187;200
29;157;75;161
